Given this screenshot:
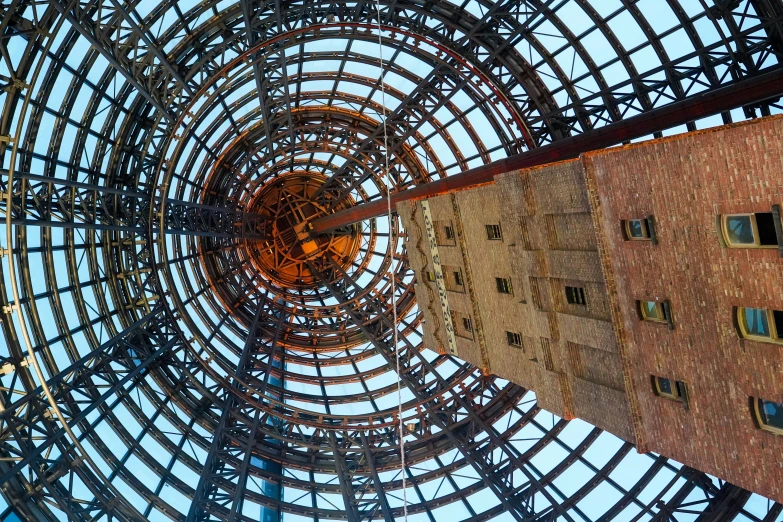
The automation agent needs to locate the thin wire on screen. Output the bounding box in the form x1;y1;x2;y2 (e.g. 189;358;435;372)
373;1;408;518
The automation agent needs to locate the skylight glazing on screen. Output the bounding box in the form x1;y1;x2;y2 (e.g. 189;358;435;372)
0;1;782;521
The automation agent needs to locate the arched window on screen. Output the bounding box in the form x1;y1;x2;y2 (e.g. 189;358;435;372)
737;307;783;343
752;398;783;435
721;213;778;248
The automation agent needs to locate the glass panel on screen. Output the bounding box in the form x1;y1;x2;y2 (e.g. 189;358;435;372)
642;301;660;320
657;377;673;396
628;220;644;238
725;215;755;245
743;308;770;337
761;400;783;430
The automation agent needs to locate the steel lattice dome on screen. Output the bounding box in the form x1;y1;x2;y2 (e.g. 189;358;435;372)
0;1;782;521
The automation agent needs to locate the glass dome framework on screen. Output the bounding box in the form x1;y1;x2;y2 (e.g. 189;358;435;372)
0;1;782;521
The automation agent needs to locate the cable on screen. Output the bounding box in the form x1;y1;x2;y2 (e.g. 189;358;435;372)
373;2;408;519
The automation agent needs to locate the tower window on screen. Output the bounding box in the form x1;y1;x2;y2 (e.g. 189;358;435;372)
625;219;650;240
753;398;783;434
721;213;778;248
652;376;687;403
737;307;783;343
435;220;456;246
463;317;473;332
486;224;502;240
426;271;436;282
639;300;670;323
565;286;586;305
496;277;513;294
506;331;522;347
453;271;464;286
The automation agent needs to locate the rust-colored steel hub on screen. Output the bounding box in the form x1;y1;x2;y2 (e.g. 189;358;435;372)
245;172;361;289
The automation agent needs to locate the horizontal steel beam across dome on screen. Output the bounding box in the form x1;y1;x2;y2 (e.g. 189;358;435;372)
308;65;783;234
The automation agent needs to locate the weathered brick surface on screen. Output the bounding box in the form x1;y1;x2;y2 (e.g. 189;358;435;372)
400;118;783;501
584;115;783;502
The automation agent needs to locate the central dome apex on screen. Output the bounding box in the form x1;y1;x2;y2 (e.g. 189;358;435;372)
246;172;362;289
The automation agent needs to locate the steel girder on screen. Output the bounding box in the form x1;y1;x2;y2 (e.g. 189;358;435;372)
1;170;269;239
0;305;185;520
187;299;287;522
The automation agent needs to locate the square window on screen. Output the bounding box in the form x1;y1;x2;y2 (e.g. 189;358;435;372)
426;271;436;282
565;286;586;305
463;317;472;331
454;271;463;286
445;226;455;240
656;376;673;396
486;224;503;240
506;331;522;347
496;277;513;294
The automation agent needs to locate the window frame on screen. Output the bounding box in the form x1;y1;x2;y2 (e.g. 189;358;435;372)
453;270;464;287
485;224;503;241
506;331;523;347
737;307;782;343
565;286;586;306
652;376;687;405
721;213;777;249
462;317;473;332
639;300;668;323
444;225;455;240
652;376;680;400
624;219;650;241
495;277;513;295
753;397;783;435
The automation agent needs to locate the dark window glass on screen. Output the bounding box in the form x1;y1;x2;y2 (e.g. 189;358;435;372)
774;310;783;335
756;213;778;246
445;226;455;240
454;271;463;286
657;377;673;396
506;331;522;346
496;278;512;294
486;224;502;240
628;219;644;238
565;286;586;305
462;317;472;331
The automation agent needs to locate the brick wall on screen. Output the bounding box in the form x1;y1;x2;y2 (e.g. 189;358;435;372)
495;161;634;439
584;115;783;502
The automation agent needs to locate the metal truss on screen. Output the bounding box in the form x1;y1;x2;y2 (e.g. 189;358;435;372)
0;1;782;521
1;170;269;239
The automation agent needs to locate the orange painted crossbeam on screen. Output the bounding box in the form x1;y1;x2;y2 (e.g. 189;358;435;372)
310;66;783;235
